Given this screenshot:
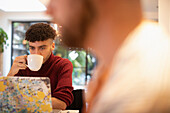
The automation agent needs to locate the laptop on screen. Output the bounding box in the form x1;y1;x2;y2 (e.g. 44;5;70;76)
0;76;53;113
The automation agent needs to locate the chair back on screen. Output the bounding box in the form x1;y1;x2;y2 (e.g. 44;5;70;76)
66;89;84;113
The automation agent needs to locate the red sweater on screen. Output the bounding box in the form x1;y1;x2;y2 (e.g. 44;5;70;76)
15;53;74;106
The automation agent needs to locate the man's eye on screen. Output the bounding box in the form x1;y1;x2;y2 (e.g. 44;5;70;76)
40;47;45;50
29;47;35;50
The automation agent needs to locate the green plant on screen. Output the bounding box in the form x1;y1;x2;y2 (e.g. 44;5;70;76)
0;27;8;52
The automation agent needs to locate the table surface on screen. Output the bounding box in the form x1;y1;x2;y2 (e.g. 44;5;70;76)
53;109;79;113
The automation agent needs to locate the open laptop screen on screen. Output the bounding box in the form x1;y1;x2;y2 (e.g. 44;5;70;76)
0;77;52;113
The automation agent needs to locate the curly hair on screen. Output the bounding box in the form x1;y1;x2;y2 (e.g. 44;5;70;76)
25;23;56;42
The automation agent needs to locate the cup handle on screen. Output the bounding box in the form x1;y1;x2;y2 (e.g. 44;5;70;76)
25;64;29;69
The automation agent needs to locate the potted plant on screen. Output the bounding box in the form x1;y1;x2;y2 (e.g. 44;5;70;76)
0;27;8;52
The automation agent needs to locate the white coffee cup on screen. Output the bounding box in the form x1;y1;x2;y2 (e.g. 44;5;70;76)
27;54;43;71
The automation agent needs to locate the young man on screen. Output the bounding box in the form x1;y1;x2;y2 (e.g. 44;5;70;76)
46;0;170;113
7;23;73;110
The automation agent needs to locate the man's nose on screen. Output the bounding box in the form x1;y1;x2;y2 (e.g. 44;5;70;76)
34;49;41;55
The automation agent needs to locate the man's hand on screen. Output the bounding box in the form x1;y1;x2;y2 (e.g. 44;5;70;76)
51;97;67;110
7;55;27;76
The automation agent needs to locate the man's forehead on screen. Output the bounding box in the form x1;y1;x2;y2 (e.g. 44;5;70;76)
29;44;47;48
28;39;53;44
28;41;48;47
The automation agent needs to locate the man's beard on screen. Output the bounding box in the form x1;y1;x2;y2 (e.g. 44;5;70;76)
61;27;84;48
61;0;95;49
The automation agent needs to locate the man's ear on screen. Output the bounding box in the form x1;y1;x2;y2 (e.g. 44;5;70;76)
52;42;55;51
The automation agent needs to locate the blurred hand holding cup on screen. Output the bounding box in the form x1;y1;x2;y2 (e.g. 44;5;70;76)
27;54;43;71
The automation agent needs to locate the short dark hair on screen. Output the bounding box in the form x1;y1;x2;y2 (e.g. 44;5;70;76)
25;23;56;42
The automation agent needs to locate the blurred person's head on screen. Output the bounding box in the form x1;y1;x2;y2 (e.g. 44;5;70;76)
25;23;56;63
46;0;95;48
46;0;143;65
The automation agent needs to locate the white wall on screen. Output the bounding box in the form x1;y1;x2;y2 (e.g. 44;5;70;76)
0;11;51;76
159;0;170;34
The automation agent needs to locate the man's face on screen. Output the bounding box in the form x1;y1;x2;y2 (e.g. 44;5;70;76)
29;39;55;63
46;0;94;48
